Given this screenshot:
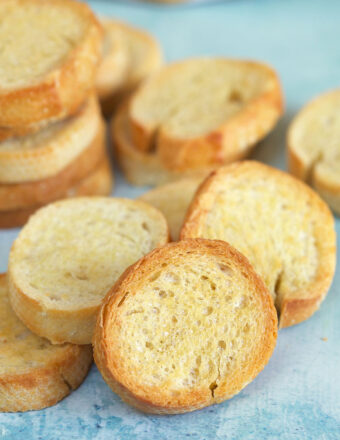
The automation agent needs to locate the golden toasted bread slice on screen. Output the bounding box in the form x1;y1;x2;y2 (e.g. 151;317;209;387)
139;178;203;240
0;274;92;412
0;0;102;132
111;103;213;186
127;58;283;169
98;19;162;115
93;239;277;414
181;161;336;328
0;158;114;229
0;120;106;211
8;197;168;343
0;95;101;184
288;89;340;215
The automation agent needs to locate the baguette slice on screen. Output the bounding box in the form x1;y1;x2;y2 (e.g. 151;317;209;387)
288;89;340;215
93;239;277;414
98;20;162;115
139;177;203;240
0;120;106;211
181;161;336;328
0;158;113;229
112;103;213;186
0;0;102;131
0;95;101;184
8;197;169;344
0;274;92;412
127;58;283;169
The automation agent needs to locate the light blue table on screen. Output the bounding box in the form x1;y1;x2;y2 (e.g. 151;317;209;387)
1;0;339;438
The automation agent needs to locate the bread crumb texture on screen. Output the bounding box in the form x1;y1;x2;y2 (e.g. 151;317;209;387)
0;274;92;412
94;239;277;414
181;161;336;327
0;0;87;89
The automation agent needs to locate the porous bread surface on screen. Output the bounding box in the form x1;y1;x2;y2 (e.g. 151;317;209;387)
111;103;213;186
139;177;203;240
0;274;92;412
0;95;101;183
93;239;277;414
181;161;336;328
0;119;106;210
0;157;113;229
8;197;168;343
0;0;102;127
98;20;162;115
0;0;86;88
128;58;283;168
288;89;340;215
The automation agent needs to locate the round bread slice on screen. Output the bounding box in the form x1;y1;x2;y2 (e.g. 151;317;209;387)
8;197;169;344
0;274;92;412
0;0;102;131
98;20;162;115
111;103;213;186
0;158;114;229
93;238;277;414
127;58;283;169
288;89;340;215
139;177;203;240
0;95;101;184
0;120;106;211
181;161;336;328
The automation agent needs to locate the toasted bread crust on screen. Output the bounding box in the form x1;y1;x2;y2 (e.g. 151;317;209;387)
0;95;101;184
0;0;102;129
128;58;283;169
93;239;277;414
0;121;106;211
0;158;113;229
0;274;92;412
181;161;336;328
288;89;340;215
111;103;213;186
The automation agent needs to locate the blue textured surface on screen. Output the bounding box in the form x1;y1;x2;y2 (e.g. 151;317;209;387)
0;0;340;438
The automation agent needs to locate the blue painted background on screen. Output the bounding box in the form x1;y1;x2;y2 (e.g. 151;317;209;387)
0;0;339;438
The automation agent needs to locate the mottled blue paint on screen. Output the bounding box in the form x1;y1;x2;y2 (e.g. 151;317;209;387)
1;0;340;438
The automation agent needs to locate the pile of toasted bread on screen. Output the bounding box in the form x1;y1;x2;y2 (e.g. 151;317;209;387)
0;0;338;417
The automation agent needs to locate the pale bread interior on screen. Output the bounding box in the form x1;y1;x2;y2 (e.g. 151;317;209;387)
0;0;90;89
181;163;333;311
107;242;273;398
0;275;68;375
130;59;276;140
289;90;340;183
139;178;202;240
10;198;168;311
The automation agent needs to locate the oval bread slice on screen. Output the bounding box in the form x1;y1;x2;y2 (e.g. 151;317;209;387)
0;95;101;184
98;20;163;115
0;120;106;211
8;197;169;344
139;177;203;240
112;103;213;186
0;0;102;131
0;274;92;412
181;161;336;328
93;238;277;414
0;158;114;229
288;89;340;215
127;58;283;169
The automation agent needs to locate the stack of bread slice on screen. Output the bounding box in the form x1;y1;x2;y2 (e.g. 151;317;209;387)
96;19;163;115
0;0;113;229
112;57;284;186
